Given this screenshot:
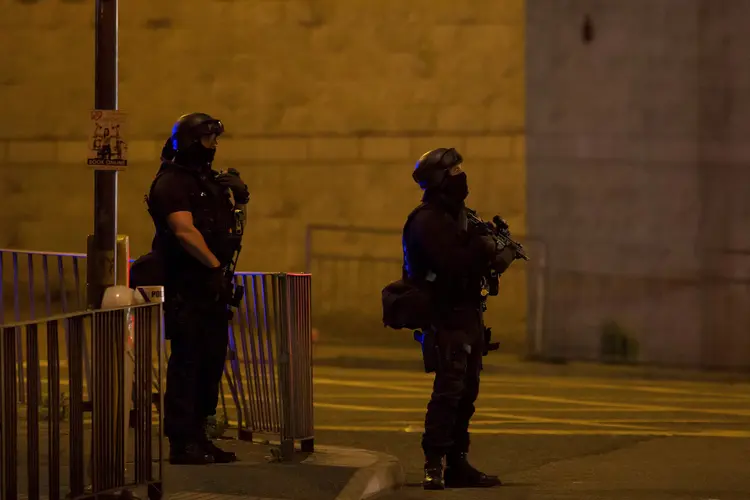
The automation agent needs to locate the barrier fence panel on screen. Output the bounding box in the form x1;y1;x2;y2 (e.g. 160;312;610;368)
0;248;315;462
281;274;314;450
0;303;165;500
226;272;314;459
529;240;750;370
0;249;88;406
0;249;87;323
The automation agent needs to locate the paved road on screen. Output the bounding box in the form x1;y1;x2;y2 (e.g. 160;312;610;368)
173;354;749;499
15;350;750;499
308;360;750;500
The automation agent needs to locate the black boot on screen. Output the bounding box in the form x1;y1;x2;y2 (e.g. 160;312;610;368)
201;420;238;463
203;439;238;463
444;452;501;488
422;455;445;490
169;440;215;465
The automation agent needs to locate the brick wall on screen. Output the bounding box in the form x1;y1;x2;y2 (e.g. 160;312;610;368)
0;0;528;349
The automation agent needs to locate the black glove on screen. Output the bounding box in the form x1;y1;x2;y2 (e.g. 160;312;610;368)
492;246;515;274
216;168;250;204
207;266;232;303
474;234;499;260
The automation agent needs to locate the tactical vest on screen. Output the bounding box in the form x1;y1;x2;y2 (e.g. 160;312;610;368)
146;163;237;265
402;201;474;298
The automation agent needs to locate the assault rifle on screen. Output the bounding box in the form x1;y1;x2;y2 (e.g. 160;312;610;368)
466;209;530;262
218;168;248;312
467;210;529;357
466;209;529;313
224;205;245;310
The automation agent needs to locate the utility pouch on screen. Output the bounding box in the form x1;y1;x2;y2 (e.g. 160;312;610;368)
414;329;439;373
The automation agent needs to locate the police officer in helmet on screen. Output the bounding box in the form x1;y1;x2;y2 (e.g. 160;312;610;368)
405;148;515;489
144;113;249;465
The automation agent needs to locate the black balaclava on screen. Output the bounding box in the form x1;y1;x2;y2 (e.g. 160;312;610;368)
174;141;215;171
415;148;469;209
160;137;176;162
439;172;469;203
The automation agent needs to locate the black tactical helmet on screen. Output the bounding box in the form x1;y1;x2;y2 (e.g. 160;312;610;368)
412;148;464;189
170;112;224;152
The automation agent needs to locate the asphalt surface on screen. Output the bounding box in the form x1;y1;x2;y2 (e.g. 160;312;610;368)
11;345;750;499
308;347;750;500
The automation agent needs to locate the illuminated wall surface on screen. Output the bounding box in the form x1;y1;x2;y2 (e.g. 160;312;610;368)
0;1;527;349
526;0;750;368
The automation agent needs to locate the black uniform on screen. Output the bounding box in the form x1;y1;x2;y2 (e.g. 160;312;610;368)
137;113;248;465
404;148;513;490
148;164;234;432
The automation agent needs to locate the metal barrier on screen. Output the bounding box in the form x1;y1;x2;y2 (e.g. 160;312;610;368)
0;249;86;323
0;250;89;405
227;272;314;459
530;248;750;369
0;249;315;461
0;302;166;500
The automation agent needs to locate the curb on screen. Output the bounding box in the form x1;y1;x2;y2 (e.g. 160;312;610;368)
303;445;404;500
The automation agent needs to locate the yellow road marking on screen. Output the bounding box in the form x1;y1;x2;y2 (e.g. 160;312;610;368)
384;418;750;426
313;402;662;431
315;377;425;394
576;418;750;424
313;377;750;418
313;424;750;438
476;411;662;431
495;394;750;417
313;392;750;409
316;403;739;413
315;371;750;396
478;379;750;401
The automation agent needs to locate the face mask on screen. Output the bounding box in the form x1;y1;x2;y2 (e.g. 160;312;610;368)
195;145;216;166
177;142;216;169
440;172;469;202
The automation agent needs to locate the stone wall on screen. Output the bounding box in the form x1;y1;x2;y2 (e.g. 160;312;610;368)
0;0;528;349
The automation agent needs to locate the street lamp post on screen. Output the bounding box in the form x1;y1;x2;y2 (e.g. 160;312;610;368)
88;0;119;310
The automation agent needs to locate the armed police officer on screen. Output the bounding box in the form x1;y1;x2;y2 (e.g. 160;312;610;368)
137;113;250;465
402;148;519;489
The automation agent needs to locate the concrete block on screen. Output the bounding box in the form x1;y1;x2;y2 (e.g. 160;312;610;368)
409;137;467;160
56;141;88;164
308;138;360;161
7;141;56;163
125;140;160;163
361;138;411;162
465;136;514;160
220;138;309;162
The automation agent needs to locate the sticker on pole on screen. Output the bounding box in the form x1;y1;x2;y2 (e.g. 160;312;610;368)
88;110;128;169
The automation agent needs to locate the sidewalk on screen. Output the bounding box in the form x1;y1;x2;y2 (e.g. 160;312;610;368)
14;426;403;500
162;439;403;500
313;343;750;384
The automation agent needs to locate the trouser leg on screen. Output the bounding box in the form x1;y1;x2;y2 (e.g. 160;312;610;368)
196;307;229;421
422;330;471;457
450;346;482;455
164;318;202;443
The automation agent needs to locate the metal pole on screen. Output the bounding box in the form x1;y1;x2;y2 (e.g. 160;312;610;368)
88;0;119;309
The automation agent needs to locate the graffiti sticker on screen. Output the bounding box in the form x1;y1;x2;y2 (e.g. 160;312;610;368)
88;110;128;169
